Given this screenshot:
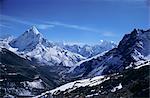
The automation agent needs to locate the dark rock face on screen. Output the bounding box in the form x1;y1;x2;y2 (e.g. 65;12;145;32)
52;62;150;98
0;48;46;97
71;29;150;78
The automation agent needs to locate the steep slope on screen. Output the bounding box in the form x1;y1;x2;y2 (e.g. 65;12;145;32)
9;26;85;67
9;26;43;52
56;40;116;58
71;29;150;78
34;60;150;98
0;48;48;97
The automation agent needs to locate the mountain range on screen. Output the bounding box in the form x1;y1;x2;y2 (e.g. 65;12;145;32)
36;28;150;98
56;40;116;58
70;29;150;78
1;26;116;67
0;27;149;98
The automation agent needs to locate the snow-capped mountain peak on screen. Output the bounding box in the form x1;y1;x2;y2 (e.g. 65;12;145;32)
9;26;43;51
8;26;85;67
29;26;40;34
118;29;150;58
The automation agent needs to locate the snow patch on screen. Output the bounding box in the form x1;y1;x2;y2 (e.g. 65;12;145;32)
27;79;44;89
111;83;122;92
34;75;109;98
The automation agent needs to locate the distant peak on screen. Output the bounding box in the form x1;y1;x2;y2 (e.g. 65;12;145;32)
99;40;112;44
100;40;104;42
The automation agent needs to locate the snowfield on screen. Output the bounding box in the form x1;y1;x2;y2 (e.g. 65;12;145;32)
34;59;150;98
34;75;110;98
111;83;122;92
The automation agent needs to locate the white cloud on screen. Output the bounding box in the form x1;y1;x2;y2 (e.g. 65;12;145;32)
0;24;6;27
0;14;55;30
102;32;115;37
47;21;100;33
0;14;32;25
1;14;115;36
47;21;115;37
0;24;12;29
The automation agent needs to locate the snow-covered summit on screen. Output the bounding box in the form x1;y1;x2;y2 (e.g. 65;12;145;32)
118;29;150;57
8;26;85;67
30;26;41;34
9;26;43;51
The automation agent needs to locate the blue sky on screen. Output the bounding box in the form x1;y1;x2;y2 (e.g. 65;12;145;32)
0;0;149;44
